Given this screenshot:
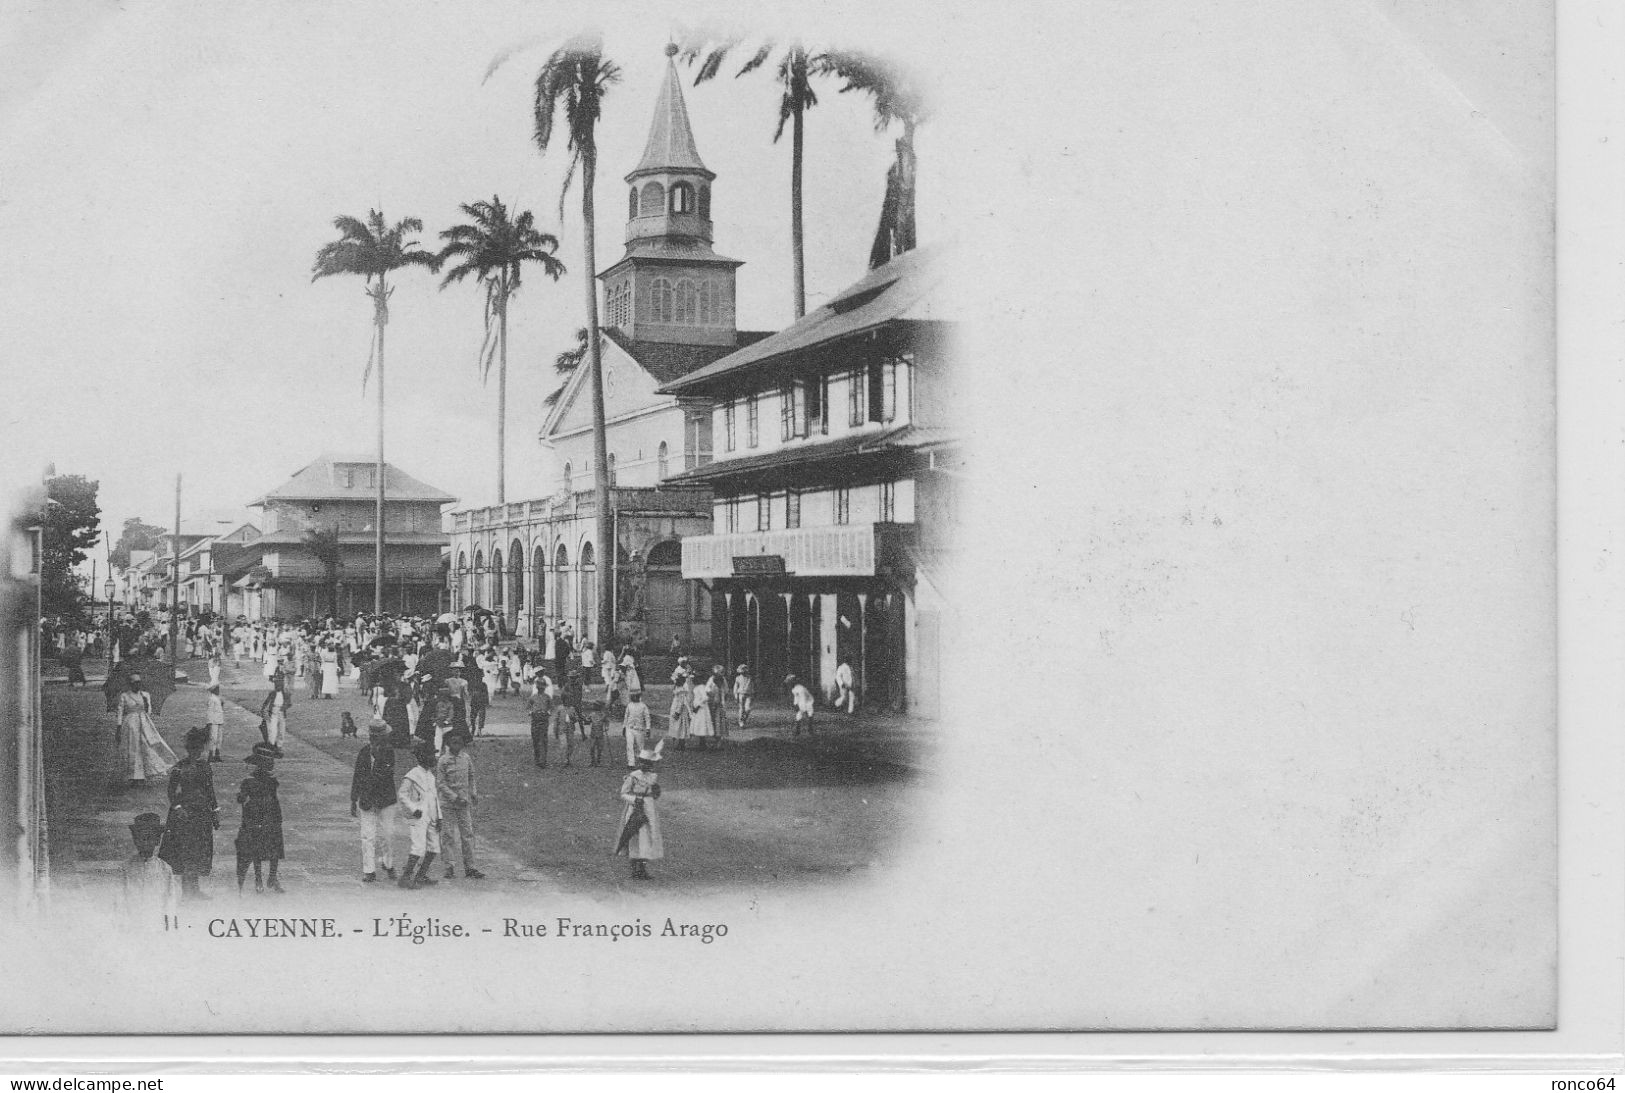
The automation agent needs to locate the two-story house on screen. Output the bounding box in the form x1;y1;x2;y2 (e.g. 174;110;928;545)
220;455;455;619
659;244;959;716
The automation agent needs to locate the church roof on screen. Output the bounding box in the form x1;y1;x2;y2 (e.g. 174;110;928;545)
628;56;713;181
605;328;775;386
250;454;457;506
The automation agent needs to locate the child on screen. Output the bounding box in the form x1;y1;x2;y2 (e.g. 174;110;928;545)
587;701;609;767
118;812;180;923
205;685;225;762
436;728;484;881
235;742;285;894
550;690;580;768
732;664;754;732
622;688;652;769
667;676;691;751
787;674;815;737
396;742;442;890
529;697;552;770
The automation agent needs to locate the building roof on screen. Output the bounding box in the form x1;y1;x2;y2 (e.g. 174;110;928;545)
604;328;776;386
661;426;912;486
659;246;946;396
249;454;457;506
251;530;450;548
598;238;743;276
629;56;713;181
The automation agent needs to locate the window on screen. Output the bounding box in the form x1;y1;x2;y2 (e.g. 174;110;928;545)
628;187;639;220
657;441;669;479
880;482;896;522
757;495;771;532
779;384;795;442
835;488;851;526
698;185;711;219
746;395;760;448
561;461;572;491
724;403;737;452
725;501;739;533
651;278;674;323
868;359;886;423
605;281;631;327
670;181;694;213
686;411;712;469
608;453;617;487
674;279;696;324
639;181;665;217
808;375;826;435
883;360;898;422
786;490;801;529
698;280;715;324
848;369;864;427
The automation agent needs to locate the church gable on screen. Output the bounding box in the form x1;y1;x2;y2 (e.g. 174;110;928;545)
547;338;665;440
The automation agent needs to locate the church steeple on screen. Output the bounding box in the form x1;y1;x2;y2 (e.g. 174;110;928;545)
598;45;743;348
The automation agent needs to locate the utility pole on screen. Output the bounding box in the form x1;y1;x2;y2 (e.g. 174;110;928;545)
169;473;181;664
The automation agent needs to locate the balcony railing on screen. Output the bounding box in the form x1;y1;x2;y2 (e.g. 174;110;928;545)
681;523;910;580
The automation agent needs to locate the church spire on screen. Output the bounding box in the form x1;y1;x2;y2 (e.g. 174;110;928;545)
628;45;714;181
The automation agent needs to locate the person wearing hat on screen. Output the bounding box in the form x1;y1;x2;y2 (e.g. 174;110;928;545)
732;664;755;733
621;687;652;769
118;812;179;922
396;741;442;889
619;650;641;707
550;686;581;767
436;728;484;880
159;726;219;900
613;740;665;880
205;684;225;762
786;674;816;737
706;666;727;750
350;718;398;883
667;671;692;751
687;668;716;750
258;673;292;754
235;742;286;894
114;672;176;787
834;655;857;715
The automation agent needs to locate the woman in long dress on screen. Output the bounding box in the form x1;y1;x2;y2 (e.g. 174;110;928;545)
667;675;692;750
687;671;715;748
116;675;177;786
612;745;664;880
480;651;501;701
320;644;340;699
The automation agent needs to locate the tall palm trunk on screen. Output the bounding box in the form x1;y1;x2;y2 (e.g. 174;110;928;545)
497;279;508;505
374;273;388;617
582;144;614;648
791;99;806;319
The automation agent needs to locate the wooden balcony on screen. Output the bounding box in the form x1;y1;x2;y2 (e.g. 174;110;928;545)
680;523;913;580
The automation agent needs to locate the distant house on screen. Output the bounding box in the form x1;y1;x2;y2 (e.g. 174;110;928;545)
220;455;455;619
155;521;261;617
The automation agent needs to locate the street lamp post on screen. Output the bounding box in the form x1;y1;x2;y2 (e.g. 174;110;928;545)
103;578;116;676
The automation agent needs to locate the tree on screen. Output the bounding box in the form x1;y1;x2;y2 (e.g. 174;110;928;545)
109;516;165;570
438;195;566;504
303;526;343;617
543;326;590;409
683;37;827;319
816;51;933;267
312;210;440;615
38;473;100;625
533;34;621;648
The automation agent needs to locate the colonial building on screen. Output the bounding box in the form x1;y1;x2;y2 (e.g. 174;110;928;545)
219;455;454;619
659;245;958;717
160;521;261;617
448;50;769;649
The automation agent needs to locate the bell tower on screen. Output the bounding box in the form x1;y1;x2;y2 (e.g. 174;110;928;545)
598;44;743;348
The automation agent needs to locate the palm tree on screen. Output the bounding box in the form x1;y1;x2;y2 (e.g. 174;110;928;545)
816;51;932;267
303;526;343;616
543;326;590;410
683;37;825;319
533;34;621;649
438;195;566;505
311;210;439;615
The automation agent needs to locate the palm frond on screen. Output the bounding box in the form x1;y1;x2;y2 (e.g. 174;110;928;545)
736;43;773;77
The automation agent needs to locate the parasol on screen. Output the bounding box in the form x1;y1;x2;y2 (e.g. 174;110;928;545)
102;656;178;715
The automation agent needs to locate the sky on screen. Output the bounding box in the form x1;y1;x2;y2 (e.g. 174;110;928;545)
0;0;951;551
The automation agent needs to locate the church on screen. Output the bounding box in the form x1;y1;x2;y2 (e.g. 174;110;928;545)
446;48;770;649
